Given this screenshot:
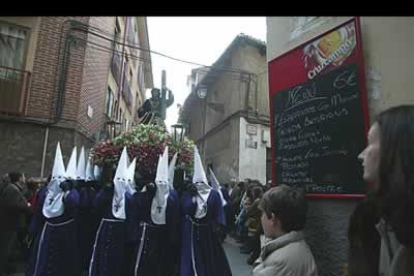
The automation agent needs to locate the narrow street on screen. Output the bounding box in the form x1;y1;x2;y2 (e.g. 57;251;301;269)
9;237;253;276
223;237;253;276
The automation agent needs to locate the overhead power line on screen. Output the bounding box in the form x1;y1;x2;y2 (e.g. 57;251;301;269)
71;21;261;76
71;34;249;86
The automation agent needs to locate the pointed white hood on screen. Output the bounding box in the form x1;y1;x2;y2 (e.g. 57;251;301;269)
209;168;227;207
151;146;170;225
168;152;178;191
43;142;67;218
112;147;128;219
156;147;169;183
76;146;86;181
85;155;95;182
126;157;137;195
66;146;77;180
193;146;212;219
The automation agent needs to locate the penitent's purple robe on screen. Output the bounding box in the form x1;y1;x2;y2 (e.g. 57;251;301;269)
129;188;181;276
87;188;132;276
77;185;100;274
26;188;80;276
180;189;232;276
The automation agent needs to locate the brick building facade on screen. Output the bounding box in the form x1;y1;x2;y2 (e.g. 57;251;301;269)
0;16;153;178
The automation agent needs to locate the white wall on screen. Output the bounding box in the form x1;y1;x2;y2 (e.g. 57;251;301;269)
238;117;270;184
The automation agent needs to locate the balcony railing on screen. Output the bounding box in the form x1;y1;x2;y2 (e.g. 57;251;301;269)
0;66;31;116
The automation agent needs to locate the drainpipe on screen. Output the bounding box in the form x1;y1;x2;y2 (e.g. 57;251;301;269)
243;73;251;121
254;74;258;114
202;94;207;161
116;17;129;122
40;126;50;178
242;72;260;121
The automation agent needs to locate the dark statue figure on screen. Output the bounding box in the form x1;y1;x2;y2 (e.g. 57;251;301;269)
137;87;174;128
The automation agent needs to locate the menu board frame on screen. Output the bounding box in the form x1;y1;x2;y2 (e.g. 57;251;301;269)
268;17;370;199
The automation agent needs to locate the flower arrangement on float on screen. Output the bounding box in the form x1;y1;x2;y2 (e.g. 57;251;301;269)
90;124;194;181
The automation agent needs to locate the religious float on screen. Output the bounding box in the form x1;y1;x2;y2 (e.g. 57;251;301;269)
90;124;194;183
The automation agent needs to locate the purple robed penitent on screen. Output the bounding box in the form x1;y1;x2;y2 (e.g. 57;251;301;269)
180;188;232;276
129;188;181;276
26;188;80;276
87;188;132;276
77;185;100;274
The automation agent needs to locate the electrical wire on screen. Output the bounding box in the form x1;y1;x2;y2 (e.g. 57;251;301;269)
78;36;152;64
71;33;253;83
77;21;212;67
87;21;265;76
70;21;260;76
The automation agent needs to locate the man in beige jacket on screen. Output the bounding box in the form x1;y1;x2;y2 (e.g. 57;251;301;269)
252;185;317;276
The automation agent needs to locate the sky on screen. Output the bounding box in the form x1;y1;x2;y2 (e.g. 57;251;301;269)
146;17;267;131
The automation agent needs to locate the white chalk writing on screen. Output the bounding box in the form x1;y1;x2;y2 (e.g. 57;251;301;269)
279;161;310;171
277;106;316;126
304;108;349;126
331;93;358;107
305;184;344;193
333;68;357;89
281;177;314;184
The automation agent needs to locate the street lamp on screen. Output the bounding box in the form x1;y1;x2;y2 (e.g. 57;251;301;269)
170;123;186;189
196;84;208;161
171;123;185;146
196;84;208;99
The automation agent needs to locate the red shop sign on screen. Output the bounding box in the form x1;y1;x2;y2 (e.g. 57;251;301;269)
268;17;370;198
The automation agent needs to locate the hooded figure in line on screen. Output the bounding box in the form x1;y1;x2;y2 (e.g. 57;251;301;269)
179;146;232;276
209;168;232;242
88;147;132;276
208;168;228;208
168;152;179;198
76;148;102;274
129;146;181;276
26;143;81;276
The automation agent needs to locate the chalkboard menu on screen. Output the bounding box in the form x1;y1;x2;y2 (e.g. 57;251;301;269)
268;18;369;197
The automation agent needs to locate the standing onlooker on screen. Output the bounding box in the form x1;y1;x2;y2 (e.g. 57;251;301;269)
265;180;273;190
228;180;240;240
245;185;264;265
15;175;38;263
25;178;42;213
235;181;248;242
221;182;234;241
228;179;236;197
239;181;261;248
0;172;31;276
348;105;414;276
252;185;317;276
230;181;242;218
